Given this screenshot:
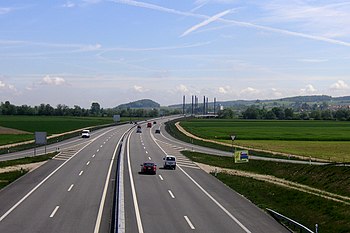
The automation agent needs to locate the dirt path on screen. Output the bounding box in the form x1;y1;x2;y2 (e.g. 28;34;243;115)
0;161;46;174
0;126;30;135
196;162;350;205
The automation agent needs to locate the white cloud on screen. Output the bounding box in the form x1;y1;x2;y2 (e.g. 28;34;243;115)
241;87;259;94
300;84;317;94
133;85;146;92
330;80;349;90
260;2;350;39
62;1;76;8
0;80;18;93
218;86;228;94
176;84;189;93
40;75;67;86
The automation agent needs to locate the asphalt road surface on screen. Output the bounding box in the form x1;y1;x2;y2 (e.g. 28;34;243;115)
122;119;289;233
0;124;132;233
0;117;290;232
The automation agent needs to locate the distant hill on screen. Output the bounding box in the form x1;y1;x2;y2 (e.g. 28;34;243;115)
116;99;160;109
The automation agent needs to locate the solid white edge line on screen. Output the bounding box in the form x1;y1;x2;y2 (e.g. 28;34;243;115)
93;130;128;233
184;216;195;230
50;206;60;218
0;127;117;222
68;184;74;192
158;175;164;181
168;190;175;199
178;165;251;233
150;126;252;233
127;130;144;233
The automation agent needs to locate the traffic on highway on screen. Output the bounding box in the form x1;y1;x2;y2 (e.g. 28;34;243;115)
0;117;288;233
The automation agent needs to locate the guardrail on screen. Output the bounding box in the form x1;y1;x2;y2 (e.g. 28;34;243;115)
266;208;317;233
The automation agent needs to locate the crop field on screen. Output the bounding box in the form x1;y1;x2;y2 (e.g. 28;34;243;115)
0;116;117;146
180;119;350;162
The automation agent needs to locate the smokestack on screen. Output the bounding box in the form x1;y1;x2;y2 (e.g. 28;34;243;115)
206;97;209;115
191;95;194;115
214;97;217;115
183;95;185;115
203;96;206;115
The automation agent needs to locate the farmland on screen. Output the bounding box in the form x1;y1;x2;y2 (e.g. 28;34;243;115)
179;119;350;162
0;115;116;146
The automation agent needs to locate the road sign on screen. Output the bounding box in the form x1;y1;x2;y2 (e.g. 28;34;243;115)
234;150;249;163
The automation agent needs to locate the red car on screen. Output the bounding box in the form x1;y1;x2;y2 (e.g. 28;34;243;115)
140;162;157;175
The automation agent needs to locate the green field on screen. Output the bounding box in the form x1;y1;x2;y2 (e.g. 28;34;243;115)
0;115;119;146
0;116;115;134
180;119;350;162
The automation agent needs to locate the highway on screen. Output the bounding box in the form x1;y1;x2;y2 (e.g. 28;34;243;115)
122;119;289;233
0;124;132;233
0;117;289;232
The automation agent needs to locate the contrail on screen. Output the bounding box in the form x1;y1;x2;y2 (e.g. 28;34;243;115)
180;9;231;37
110;0;350;47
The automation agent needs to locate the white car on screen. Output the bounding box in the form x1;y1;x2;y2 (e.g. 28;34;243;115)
81;129;90;138
163;155;176;169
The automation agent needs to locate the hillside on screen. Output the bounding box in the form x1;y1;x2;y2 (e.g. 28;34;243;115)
116;99;160;109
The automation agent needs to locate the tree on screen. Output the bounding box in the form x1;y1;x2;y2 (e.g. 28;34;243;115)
284;108;294;120
90;102;101;116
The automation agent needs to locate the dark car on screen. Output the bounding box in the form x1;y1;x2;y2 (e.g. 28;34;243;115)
136;128;142;133
140;162;157;174
137;125;141;129
153;121;157;124
155;129;160;134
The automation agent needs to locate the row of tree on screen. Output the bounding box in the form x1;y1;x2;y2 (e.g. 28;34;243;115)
217;105;350;121
0;101;181;118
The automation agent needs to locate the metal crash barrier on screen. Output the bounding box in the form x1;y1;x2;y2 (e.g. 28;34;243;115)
266;208;316;233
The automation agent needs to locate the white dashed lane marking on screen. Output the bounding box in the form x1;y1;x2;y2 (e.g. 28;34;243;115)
68;184;74;192
50;206;60;218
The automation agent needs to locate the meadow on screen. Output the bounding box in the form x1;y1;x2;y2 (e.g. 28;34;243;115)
180;119;350;162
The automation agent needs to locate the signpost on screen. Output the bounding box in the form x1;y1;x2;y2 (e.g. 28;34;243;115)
234;150;249;163
113;115;121;123
35;132;47;156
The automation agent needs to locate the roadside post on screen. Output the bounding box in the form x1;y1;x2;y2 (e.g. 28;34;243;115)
230;135;236;162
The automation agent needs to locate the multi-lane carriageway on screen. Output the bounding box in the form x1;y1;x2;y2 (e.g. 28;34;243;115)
0;117;289;233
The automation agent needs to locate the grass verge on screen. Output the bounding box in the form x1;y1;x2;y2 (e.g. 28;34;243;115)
0;152;57;168
215;173;350;233
182;150;350;200
0;170;28;190
0;152;56;190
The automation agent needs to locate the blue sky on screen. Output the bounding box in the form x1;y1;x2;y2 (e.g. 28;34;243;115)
1;0;350;108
